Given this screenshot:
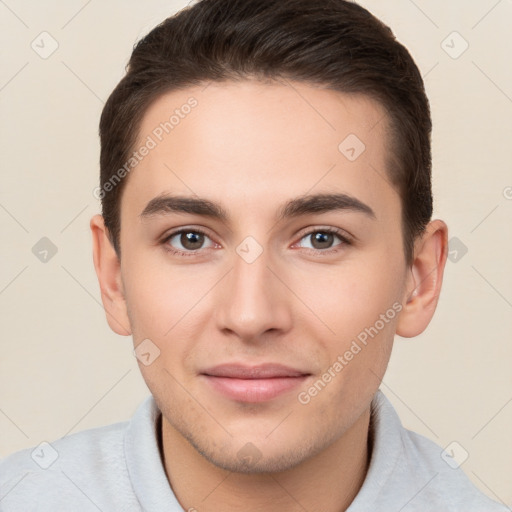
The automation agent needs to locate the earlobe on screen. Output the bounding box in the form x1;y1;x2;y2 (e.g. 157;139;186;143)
90;214;132;336
396;219;448;338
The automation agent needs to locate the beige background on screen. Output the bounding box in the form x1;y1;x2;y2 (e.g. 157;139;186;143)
1;0;511;506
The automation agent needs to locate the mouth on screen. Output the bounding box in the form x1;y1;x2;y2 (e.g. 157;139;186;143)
200;363;311;403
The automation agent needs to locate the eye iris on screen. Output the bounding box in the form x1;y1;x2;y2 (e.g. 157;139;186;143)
311;232;333;249
181;232;204;250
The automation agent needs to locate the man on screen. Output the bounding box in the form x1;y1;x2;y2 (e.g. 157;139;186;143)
0;0;507;510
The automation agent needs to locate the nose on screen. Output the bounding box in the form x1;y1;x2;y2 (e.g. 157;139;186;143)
214;246;293;342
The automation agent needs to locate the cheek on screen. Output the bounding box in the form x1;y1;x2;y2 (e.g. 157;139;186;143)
123;270;174;336
123;261;202;384
296;258;402;337
288;255;403;396
121;249;206;333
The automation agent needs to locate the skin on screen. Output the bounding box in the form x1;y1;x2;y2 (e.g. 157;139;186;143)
90;79;448;511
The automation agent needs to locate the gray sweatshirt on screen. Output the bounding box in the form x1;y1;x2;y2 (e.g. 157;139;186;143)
0;390;508;511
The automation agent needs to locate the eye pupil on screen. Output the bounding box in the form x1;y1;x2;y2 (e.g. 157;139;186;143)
311;232;333;249
181;232;204;250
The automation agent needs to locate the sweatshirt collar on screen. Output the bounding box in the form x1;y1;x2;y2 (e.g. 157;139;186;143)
124;390;400;511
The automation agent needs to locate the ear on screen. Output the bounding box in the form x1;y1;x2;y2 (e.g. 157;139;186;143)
90;214;132;336
396;219;448;338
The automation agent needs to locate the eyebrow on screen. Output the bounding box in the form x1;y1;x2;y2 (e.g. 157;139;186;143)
139;192;376;222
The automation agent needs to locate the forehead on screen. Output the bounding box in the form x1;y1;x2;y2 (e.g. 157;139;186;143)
122;79;398;222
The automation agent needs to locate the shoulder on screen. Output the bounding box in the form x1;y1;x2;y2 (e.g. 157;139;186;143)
349;390;509;512
400;427;507;511
0;416;139;511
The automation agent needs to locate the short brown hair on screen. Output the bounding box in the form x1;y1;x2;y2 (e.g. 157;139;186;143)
99;0;433;266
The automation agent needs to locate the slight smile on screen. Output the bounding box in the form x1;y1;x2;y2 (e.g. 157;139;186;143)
200;363;312;403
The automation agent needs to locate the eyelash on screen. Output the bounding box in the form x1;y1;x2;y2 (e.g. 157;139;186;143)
161;227;352;257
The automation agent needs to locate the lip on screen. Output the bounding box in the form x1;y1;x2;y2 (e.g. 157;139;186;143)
201;363;311;403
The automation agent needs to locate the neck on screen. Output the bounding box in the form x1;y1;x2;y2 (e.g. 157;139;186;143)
160;407;372;512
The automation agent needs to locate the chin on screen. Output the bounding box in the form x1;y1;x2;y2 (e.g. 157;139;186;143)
181;423;332;475
195;442;315;474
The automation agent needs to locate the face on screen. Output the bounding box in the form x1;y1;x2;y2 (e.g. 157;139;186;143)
116;80;410;472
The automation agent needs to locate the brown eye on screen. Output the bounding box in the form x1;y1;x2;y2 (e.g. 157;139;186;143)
164;229;215;253
310;232;335;250
180;231;205;250
296;229;349;252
